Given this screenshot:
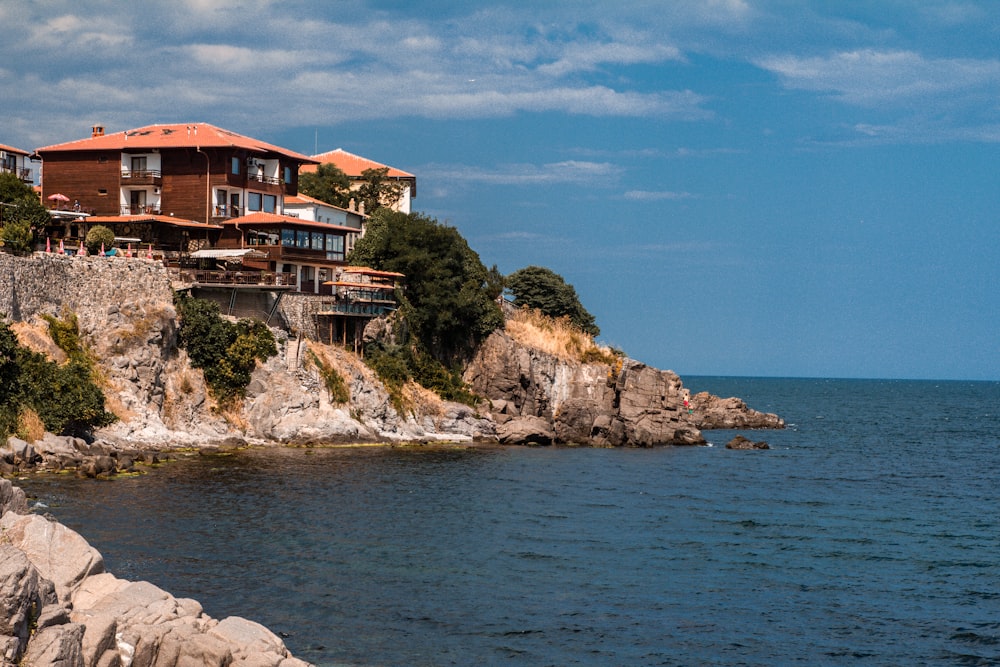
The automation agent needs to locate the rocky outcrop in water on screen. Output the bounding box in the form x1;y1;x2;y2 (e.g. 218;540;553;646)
464;331;783;447
0;478;311;667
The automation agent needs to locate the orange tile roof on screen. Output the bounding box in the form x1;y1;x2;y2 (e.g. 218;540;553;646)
342;266;406;278
86;214;223;229
302;148;413;178
36;123;317;163
225;212;359;233
0;143;30;155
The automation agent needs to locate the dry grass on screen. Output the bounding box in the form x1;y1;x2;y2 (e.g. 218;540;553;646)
16;408;46;443
505;308;621;365
11;320;67;364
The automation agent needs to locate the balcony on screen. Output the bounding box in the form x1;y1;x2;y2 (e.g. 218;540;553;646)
120;169;162;186
121;205;162;216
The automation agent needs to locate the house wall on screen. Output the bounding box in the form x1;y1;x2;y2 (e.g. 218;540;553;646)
41;151;123;215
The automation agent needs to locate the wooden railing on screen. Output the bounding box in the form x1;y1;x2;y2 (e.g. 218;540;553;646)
169;269;296;287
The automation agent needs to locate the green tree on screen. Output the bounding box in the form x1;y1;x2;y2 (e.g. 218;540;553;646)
85;225;116;256
356;167;406;215
298;163;351;208
349;208;503;364
506;265;600;336
175;295;277;403
0;172;47;254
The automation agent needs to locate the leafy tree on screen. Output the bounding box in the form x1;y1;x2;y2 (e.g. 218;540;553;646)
506;265;600;336
85;225;115;256
0;315;116;438
298;163;351;209
356;167;406;214
349;208;503;364
0;172;47;254
175;294;277;403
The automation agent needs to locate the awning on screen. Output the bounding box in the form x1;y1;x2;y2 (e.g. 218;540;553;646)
189;248;267;259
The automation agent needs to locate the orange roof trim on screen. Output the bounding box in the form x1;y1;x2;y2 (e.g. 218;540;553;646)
36;123;317;163
86;214;223;229
0;143;30;155
302;148;413;178
225;212;359;233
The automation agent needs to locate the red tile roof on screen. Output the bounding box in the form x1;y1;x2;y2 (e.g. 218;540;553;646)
0;143;30;155
302;148;413;178
225;212;359;233
36;123;317;163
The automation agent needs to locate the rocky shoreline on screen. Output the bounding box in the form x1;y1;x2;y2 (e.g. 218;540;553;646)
0;477;310;667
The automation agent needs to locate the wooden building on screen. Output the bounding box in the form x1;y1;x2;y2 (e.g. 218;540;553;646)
36;123;317;225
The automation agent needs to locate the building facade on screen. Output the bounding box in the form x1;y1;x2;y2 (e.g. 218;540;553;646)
302;148;416;214
0;143;34;185
36;123;317;224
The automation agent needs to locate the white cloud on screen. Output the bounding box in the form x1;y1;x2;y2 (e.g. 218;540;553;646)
422;161;621;186
756;49;1000;107
623;190;696;201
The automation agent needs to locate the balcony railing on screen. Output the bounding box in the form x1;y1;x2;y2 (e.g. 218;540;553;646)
121;205;162;215
169;269;296;287
120;169;162;185
212;205;241;218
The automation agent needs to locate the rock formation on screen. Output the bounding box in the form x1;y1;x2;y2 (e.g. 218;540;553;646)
464;330;781;447
726;435;771;450
0;478;311;667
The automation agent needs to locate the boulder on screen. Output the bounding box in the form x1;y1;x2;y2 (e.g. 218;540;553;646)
0;478;28;516
726;435;770;450
497;416;556;445
0;512;105;604
20;622;86;667
0;544;57;660
691;393;784;430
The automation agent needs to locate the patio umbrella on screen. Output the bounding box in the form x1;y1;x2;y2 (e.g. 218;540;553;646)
46;237;50;252
147;244;153;259
78;240;86;256
126;243;132;258
47;193;70;202
100;242;105;256
58;239;64;254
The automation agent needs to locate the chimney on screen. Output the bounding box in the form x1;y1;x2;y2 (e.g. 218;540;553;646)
92;125;105;138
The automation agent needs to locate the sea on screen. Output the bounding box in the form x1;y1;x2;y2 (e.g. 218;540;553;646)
14;377;1000;667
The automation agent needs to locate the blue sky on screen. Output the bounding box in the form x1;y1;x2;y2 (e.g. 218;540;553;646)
3;0;999;380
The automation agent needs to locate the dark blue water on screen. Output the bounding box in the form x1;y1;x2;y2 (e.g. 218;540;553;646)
16;378;1000;666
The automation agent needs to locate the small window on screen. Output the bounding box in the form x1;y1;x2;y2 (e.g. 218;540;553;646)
98;156;108;164
97;188;108;196
284;166;292;184
248;192;262;211
281;228;295;247
263;194;276;214
231;157;240;175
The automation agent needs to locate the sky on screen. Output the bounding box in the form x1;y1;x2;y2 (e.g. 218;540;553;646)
3;0;999;381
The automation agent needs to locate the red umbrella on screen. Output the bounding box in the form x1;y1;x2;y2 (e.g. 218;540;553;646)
47;193;70;202
46;237;51;252
59;239;64;254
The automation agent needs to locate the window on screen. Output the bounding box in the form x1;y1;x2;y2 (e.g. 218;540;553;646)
263;194;277;214
131;156;146;173
326;234;345;262
281;228;295;246
248;192;262;211
284;166;292;184
231;157;240;175
97;189;108;196
296;230;309;249
311;232;324;251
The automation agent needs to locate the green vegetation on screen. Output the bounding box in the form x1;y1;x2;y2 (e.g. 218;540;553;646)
506;265;600;336
85;225;115;256
174;295;277;405
0;172;49;255
0;313;116;439
347;208;503;404
299;164;407;215
298;163;352;209
306;349;351;404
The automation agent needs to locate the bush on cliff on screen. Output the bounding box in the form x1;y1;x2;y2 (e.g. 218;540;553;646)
506;265;599;337
0;315;116;439
174;295;277;404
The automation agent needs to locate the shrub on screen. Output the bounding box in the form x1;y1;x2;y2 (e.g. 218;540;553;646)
85;225;116;256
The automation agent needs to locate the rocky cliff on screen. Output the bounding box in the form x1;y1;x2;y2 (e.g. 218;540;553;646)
0;478;311;666
1;252;781;461
464;330;782;446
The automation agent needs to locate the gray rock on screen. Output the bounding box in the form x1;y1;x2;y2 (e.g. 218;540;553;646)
21;622;85;667
726;435;771;450
497;416;555;445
